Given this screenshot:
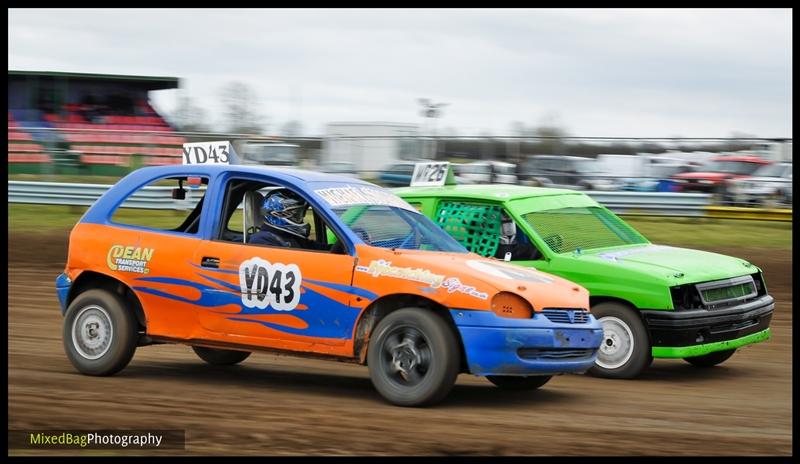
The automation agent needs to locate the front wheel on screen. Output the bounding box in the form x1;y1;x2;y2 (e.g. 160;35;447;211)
63;289;139;376
486;375;552;390
684;349;736;367
588;302;652;379
367;308;460;407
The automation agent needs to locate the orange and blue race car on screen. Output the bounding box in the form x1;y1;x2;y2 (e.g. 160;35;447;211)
56;142;604;406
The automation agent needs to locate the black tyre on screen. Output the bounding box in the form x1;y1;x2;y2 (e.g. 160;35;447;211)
192;346;251;365
684;349;736;367
486;375;552;390
367;308;460;407
588;302;652;379
63;289;139;376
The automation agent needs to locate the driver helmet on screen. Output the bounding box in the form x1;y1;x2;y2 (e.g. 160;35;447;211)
499;211;517;244
260;189;311;238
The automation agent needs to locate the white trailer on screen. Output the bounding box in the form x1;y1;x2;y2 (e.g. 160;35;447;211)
323;122;421;176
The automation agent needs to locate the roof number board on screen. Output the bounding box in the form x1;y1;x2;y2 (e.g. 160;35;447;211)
411;161;450;187
182;141;235;165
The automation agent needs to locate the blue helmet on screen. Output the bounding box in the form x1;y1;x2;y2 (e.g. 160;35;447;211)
260;189;311;238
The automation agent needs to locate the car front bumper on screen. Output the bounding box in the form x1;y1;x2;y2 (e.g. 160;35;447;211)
641;294;774;358
450;309;604;376
55;272;72;314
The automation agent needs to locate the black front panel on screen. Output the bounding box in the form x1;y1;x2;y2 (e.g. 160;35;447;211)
642;295;774;347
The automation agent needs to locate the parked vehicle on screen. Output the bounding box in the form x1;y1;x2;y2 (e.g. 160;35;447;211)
595;154;692;192
57;162;604;406
395;183;774;379
454;161;517;184
671;155;771;196
728;162;792;207
517;155;617;191
318;160;359;179
379;161;418;187
238;142;300;167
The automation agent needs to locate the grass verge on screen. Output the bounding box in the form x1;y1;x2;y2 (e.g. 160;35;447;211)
9;204;792;249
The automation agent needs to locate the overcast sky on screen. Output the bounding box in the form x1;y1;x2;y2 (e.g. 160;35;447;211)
8;8;792;137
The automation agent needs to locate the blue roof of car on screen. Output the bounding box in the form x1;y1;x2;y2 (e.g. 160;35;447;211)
136;164;373;185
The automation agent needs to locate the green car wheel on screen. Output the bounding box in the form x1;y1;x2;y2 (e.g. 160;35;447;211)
588;302;652;379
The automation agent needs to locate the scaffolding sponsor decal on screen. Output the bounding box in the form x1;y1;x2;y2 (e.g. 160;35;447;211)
356;260;489;300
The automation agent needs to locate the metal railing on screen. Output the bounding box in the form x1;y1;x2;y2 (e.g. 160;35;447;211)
7;181;791;221
8;181;204;210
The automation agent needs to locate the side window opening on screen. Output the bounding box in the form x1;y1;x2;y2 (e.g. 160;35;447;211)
495;209;543;262
433;200;543;261
111;176;209;234
435;200;502;257
217;178;345;254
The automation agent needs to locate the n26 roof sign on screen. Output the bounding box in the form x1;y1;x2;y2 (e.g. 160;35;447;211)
182;141;236;165
411;162;450;187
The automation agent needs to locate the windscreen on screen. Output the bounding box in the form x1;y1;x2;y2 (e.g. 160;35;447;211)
522;206;648;253
245;145;298;163
333;205;469;253
575;158;602;174
752;163;786;177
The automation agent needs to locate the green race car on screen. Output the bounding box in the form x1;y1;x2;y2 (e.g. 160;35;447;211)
394;184;774;379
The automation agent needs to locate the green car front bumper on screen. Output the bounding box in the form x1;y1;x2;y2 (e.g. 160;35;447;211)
642;294;774;358
651;328;771;358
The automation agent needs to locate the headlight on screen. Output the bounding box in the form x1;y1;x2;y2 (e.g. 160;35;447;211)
491;292;533;319
670;285;703;310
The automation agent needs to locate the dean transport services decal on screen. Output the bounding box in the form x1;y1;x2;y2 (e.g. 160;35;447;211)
107;245;154;274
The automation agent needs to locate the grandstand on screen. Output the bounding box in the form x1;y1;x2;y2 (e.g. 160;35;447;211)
8;70;186;175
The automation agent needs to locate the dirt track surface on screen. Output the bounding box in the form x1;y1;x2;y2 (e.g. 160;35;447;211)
8;232;793;456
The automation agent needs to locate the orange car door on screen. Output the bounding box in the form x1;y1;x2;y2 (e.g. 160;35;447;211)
190;240;360;353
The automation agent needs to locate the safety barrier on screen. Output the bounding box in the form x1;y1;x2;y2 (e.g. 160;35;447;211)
705;206;793;222
8;181;203;210
7;181;792;221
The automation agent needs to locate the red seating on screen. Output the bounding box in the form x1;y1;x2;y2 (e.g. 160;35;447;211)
8;130;32;141
8;103;184;168
8;152;50;163
144;156;181;166
9;143;45;152
8;141;48;163
79;153;129;166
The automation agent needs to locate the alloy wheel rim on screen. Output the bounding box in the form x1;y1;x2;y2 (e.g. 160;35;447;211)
596;316;635;369
380;326;432;387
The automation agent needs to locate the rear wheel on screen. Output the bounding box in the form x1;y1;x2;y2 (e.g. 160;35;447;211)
486;375;552;390
192;346;251;365
588;302;652;379
367;308;460;407
63;289;138;376
684;349;736;367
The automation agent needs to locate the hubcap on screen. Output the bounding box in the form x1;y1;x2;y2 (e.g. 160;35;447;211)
596;316;634;370
71;305;113;360
381;326;432;386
